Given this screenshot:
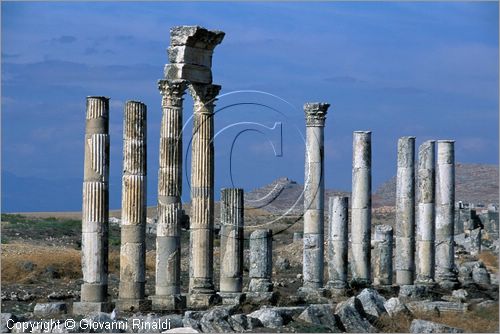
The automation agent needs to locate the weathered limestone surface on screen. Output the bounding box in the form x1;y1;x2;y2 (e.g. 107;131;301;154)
249;230;273;293
302;102;329;290
327;196;349;293
117;101;150;312
74;96;113;315
152;80;187;311
373;225;393;287
165;26;224;84
468;227;481;256
219;188;244;304
416;140;436;284
351;131;372;286
396;137;416;286
188;83;221;308
435;140;459;289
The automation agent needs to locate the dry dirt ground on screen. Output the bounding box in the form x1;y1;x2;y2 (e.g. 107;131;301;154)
1;211;499;332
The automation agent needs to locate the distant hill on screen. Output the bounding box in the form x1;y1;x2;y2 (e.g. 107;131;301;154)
244;177;349;215
373;163;499;207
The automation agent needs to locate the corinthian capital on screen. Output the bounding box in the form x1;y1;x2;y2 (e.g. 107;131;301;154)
304;102;330;127
188;83;221;114
159;79;187;108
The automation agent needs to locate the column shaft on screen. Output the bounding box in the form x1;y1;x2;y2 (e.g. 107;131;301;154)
374;225;393;286
327;196;348;291
118;101;150;311
416;140;435;283
435;140;458;288
75;96;112;314
153;80;187;310
188;84;221;299
395;136;416;285
219;188;244;293
303;102;329;290
249;229;273;292
351;131;372;286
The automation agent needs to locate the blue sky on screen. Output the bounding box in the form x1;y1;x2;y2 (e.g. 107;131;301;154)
2;2;498;212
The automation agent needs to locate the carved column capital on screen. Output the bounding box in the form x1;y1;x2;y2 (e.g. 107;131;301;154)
304;102;330;127
189;83;221;114
159;79;187;108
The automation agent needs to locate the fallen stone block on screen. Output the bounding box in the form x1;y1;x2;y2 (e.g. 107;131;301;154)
334;297;377;333
410;319;464;333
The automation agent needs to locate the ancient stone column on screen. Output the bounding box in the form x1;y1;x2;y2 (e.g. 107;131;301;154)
351;131;372;286
435;140;459;289
302;102;330;291
396;136;416;286
373;225;393;287
249;229;273;292
117;101;150;312
188;83;221;307
219;188;244;304
151;79;187;311
416;140;436;284
74;96;113;315
468;228;481;256
326;196;349;294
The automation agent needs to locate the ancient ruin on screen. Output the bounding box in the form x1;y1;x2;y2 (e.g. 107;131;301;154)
326;196;349;295
351;131;372;286
116;101;150;312
151;79;187;311
63;24;499;334
435;140;459;289
219;188;245;304
416;140;436;284
74;96;112;315
395;136;416;286
302;102;329;292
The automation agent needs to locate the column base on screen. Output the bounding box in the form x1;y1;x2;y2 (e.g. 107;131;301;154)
350;278;371;289
436;272;460;290
114;298;151;313
297;287;330;304
437;279;460;290
73;301;114;315
218;292;246;305
326;280;349;296
188;292;221;309
150;295;187;311
245;292;278;306
248;278;273;292
374;285;397;295
398;284;438;302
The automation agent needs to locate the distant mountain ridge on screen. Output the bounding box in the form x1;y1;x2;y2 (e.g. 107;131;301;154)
244;177;349;215
244;163;499;214
373;163;498;207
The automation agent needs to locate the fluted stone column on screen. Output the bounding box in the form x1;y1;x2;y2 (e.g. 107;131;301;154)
249;229;273;292
326;196;349;295
219;188;245;304
302;102;329;291
116;101;150;312
351;131;372;286
396;136;416;286
435;140;459;289
416;140;436;284
74;96;113;315
373;225;393;287
188;83;221;308
151;80;187;311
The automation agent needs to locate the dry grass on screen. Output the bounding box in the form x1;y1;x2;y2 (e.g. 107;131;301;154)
1;243;82;284
479;250;499;274
1;243;125;284
376;305;499;333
